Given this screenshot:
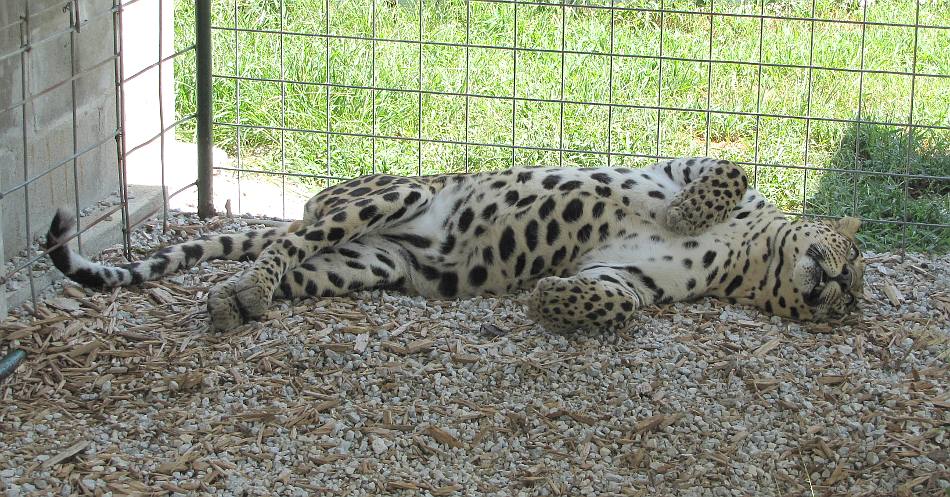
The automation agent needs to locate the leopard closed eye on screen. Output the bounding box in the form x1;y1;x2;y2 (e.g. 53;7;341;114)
45;157;865;332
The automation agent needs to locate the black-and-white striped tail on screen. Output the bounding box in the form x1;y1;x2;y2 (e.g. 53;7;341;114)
45;209;290;288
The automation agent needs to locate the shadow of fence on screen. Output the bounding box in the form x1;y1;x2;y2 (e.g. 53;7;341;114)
806;122;950;254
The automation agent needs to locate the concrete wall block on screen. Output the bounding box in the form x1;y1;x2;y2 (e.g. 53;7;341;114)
1;0;120;261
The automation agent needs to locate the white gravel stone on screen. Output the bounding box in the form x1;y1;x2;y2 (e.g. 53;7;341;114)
1;213;947;496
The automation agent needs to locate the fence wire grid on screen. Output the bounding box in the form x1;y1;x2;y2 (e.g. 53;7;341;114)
198;0;949;253
0;0;198;308
1;0;949;313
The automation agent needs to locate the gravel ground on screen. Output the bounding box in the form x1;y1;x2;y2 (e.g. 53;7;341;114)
1;212;948;497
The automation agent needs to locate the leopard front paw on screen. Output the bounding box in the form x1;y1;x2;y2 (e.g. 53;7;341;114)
207;276;245;331
526;276;583;333
232;269;274;321
666;202;705;236
206;269;275;331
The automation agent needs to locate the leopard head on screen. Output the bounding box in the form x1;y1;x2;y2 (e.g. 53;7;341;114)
766;216;865;321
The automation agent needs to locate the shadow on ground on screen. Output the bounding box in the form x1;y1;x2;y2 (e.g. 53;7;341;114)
806;122;950;254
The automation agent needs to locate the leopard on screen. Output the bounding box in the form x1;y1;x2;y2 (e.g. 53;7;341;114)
45;157;865;332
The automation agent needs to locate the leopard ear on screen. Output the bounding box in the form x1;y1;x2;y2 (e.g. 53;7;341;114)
834;216;861;240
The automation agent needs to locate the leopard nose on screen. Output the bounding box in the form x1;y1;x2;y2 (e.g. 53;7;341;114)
833;268;853;287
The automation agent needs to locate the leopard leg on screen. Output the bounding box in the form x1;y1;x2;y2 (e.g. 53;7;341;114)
657;157;749;236
207;176;434;331
526;266;645;333
274;240;410;299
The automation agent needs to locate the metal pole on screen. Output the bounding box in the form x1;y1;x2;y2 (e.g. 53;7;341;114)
195;0;214;218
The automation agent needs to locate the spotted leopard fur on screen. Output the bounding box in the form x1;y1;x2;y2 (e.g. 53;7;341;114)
46;157;865;332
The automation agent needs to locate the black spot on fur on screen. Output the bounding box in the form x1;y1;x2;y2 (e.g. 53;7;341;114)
592;202;605;218
377;253;396;269
551;247;567;267
327;272;345;288
338;248;361;259
725;275;743;295
538;198;556;220
371;266;390;279
386;206;408;222
648;190;666;200
525;221;539;251
306;230;325;242
473;246;490;265
591;172;611;184
468;266;488;286
439;272;459;297
481;203;498;221
516;195;537;208
499;227;516;261
562;199;583;223
517;171;533;183
546;220;560;245
514;253;526;276
359;205;379;221
505;191;520;206
385;234;431;249
220;236;233;255
420;264;441;281
559;180;582;192
459;208;475;233
182;244;203;264
542;175;561;189
702;250;716;268
577;224;593;243
440;235;457;254
530;256;545;275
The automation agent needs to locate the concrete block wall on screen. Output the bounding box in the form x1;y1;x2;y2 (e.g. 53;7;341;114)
1;0;180;313
1;0;120;261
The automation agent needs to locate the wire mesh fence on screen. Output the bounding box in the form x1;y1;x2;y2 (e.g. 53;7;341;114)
191;0;949;253
1;0;948;315
0;0;197;310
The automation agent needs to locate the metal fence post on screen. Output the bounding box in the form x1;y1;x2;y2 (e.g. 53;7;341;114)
195;0;214;218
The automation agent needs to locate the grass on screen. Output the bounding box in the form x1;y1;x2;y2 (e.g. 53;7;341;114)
173;0;950;253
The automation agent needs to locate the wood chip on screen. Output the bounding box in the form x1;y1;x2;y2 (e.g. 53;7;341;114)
318;342;352;353
431;484;462;496
424;426;464;448
47;297;81;312
753;337;782;357
147;287;177;305
40;441;89;469
883;279;904;306
406;339;435;354
817;375;848;385
386;481;420;490
635;414;666;434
